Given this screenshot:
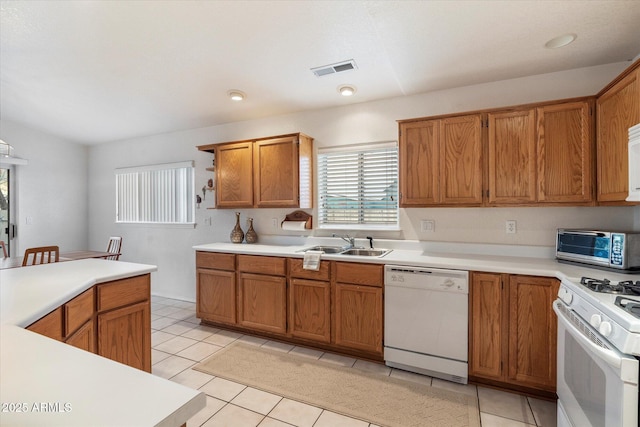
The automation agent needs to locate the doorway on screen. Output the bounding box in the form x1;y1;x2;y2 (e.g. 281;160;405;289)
0;166;14;256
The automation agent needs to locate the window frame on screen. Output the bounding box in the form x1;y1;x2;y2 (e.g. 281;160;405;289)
316;141;399;231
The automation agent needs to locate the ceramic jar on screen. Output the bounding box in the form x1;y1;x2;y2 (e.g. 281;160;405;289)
245;218;258;244
230;212;244;243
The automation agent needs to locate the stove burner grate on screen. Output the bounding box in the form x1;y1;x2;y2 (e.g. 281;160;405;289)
615;296;640;319
580;276;628;294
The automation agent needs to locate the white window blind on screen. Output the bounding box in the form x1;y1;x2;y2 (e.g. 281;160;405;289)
318;142;398;227
116;161;195;225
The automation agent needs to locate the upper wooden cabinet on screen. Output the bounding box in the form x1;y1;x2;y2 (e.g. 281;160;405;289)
596;63;640;204
536;100;593;203
487;109;537;204
403;98;594;207
399;114;483;206
215;141;254;208
198;133;313;209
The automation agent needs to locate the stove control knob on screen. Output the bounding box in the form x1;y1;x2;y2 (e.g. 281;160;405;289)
599;321;612;337
590;314;602;328
559;288;573;304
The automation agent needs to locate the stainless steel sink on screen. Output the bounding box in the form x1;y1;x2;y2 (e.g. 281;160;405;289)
301;245;346;254
339;248;392;257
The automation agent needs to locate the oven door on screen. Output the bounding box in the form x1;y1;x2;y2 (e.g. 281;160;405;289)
554;301;639;427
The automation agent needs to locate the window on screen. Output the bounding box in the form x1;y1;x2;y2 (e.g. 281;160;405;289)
317;142;398;229
116;161;195;225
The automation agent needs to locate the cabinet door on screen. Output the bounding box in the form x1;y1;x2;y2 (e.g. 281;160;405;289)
537;100;593;203
238;273;287;334
289;278;330;343
216;141;254;208
65;319;95;353
507;275;559;391
27;307;63;341
469;272;506;381
98;301;151;372
197;268;236;325
399;120;439;206
488;110;537;204
439;114;483;205
333;283;383;355
254;136;299;208
597;68;640;202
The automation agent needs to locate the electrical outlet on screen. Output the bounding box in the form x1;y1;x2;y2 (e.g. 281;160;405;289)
271;218;278;230
506;220;517;234
420;220;435;232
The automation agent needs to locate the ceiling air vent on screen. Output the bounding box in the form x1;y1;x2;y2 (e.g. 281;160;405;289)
311;59;357;77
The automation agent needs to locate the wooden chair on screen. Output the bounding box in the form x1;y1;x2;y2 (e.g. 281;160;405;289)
22;246;60;266
0;241;7;258
106;236;122;261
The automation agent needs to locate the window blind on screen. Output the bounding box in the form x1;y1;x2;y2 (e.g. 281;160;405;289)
116;161;194;224
318;143;398;227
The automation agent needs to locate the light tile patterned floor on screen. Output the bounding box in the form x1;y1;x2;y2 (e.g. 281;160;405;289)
151;296;557;427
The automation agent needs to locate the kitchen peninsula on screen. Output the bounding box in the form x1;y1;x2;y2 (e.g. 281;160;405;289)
0;259;205;427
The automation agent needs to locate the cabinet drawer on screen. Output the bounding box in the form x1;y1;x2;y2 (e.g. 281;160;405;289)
196;251;235;270
97;274;150;312
65;287;94;337
334;262;383;287
237;255;286;276
289;258;331;281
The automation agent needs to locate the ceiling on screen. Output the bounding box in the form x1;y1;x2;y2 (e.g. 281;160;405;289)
1;1;639;145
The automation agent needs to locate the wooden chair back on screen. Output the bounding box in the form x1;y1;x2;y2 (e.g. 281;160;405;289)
0;241;7;258
22;246;60;266
106;236;122;261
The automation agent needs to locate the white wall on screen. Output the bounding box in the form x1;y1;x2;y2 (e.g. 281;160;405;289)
85;60;636;301
0;119;89;256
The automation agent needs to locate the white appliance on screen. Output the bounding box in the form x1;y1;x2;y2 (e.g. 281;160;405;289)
554;276;640;427
627;123;640;202
384;265;469;384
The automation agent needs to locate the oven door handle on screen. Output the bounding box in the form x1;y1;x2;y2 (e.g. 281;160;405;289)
553;302;623;370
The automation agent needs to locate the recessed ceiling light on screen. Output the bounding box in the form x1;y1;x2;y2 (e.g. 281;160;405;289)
228;90;246;101
545;33;577;49
338;85;356;97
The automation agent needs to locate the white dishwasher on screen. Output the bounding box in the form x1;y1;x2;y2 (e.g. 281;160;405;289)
384;265;469;384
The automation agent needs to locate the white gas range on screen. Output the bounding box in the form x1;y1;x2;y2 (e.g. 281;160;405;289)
554;274;640;427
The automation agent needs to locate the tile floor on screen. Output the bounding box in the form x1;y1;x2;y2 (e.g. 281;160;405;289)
151;296;557;427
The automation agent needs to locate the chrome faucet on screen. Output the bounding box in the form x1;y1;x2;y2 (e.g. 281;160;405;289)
332;233;356;249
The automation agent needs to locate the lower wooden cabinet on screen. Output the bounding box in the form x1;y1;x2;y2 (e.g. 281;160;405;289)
333;282;383;354
197;268;236;325
65;318;95;352
289;278;330;343
469;271;559;394
238;272;287;334
98;301;151;372
333;262;383;356
25;274;151;373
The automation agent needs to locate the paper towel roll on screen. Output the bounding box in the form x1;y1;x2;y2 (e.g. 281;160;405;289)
281;220;307;230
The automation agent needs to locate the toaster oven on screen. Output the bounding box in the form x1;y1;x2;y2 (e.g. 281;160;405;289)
556;229;640;271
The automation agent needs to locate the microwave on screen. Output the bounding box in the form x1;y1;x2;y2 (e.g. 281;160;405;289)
556;229;640;271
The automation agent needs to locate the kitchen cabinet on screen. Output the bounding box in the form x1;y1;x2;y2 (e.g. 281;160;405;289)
237;255;287;335
399;114;483;206
288;258;331;343
487;109;537;204
536;100;593;203
214;141;254;208
197;133;313;209
24;274;151;372
196;252;237;325
597;62;640;204
333;262;383;355
469;272;559;395
27;306;63;341
96;274;151;372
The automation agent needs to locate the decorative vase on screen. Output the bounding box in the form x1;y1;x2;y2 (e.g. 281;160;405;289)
230;212;244;243
245;218;258;244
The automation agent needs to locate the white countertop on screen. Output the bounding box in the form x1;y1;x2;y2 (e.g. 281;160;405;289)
193;241;640;283
0;259;205;427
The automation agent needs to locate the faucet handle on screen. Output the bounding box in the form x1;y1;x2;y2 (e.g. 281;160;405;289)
366;236;374;249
